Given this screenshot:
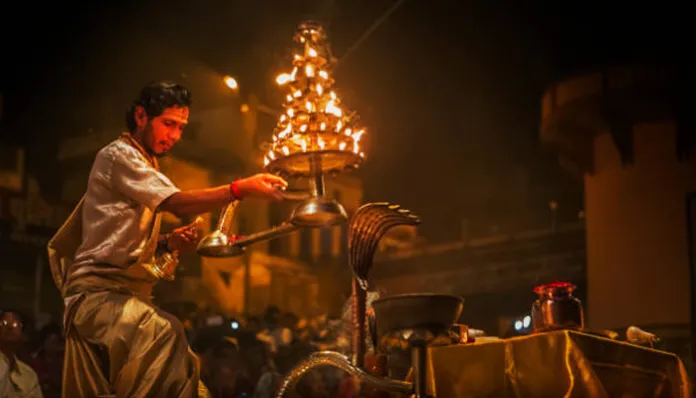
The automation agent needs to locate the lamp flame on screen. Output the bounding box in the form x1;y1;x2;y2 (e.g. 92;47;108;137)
276;73;292;85
325;100;342;117
305;64;315;77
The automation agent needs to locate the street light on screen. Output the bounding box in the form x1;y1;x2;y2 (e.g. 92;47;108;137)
220;75;280;117
513;315;532;333
223;75;239;91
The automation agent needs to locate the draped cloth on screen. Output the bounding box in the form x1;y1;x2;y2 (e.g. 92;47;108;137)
427;330;691;398
47;133;210;398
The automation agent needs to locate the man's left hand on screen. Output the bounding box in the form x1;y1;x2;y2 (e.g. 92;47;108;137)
167;220;202;253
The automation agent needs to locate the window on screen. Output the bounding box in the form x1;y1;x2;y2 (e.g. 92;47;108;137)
300;227;313;263
320;225;332;257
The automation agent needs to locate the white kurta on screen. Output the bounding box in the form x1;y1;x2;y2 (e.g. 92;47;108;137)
70;138;180;278
0;352;43;398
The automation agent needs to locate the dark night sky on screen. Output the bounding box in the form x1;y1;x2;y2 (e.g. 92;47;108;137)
0;0;688;241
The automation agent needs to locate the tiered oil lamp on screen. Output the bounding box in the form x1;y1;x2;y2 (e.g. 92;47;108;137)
198;21;366;257
264;20;366;227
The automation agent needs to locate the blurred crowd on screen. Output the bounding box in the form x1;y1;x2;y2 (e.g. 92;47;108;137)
1;292;410;398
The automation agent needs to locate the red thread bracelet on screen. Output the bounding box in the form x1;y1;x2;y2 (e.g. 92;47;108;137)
230;181;244;200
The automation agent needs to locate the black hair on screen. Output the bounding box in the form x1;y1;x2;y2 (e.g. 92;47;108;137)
263;306;280;327
125;80;192;132
0;309;23;322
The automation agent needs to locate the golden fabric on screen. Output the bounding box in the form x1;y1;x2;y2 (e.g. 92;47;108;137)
62;291;208;398
47;134;209;397
427;330;691;398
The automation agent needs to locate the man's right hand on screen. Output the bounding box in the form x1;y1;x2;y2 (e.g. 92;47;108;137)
235;173;288;201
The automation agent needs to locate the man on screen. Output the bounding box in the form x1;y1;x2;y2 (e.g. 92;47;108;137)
47;81;288;398
0;310;43;398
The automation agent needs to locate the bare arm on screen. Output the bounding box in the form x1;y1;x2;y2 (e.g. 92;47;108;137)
158;173;288;218
159;186;232;217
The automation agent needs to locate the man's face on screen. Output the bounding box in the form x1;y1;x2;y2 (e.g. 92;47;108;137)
141;106;189;156
0;312;24;343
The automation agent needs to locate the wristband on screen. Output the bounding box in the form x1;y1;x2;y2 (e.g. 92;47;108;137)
230;180;244;200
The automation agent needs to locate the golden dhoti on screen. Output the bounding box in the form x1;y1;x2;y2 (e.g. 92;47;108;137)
63;289;209;398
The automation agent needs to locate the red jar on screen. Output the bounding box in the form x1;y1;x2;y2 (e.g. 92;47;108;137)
531;281;584;333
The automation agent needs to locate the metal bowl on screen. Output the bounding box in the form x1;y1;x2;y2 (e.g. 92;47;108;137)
196;231;245;257
372;293;464;338
290;197;348;227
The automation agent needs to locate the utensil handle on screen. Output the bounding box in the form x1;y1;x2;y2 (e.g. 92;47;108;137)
276;188;312;201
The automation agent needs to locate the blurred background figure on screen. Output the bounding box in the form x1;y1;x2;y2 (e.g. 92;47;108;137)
29;323;64;398
0;310;43;397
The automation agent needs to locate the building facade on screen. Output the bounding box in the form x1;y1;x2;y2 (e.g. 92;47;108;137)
540;65;694;367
